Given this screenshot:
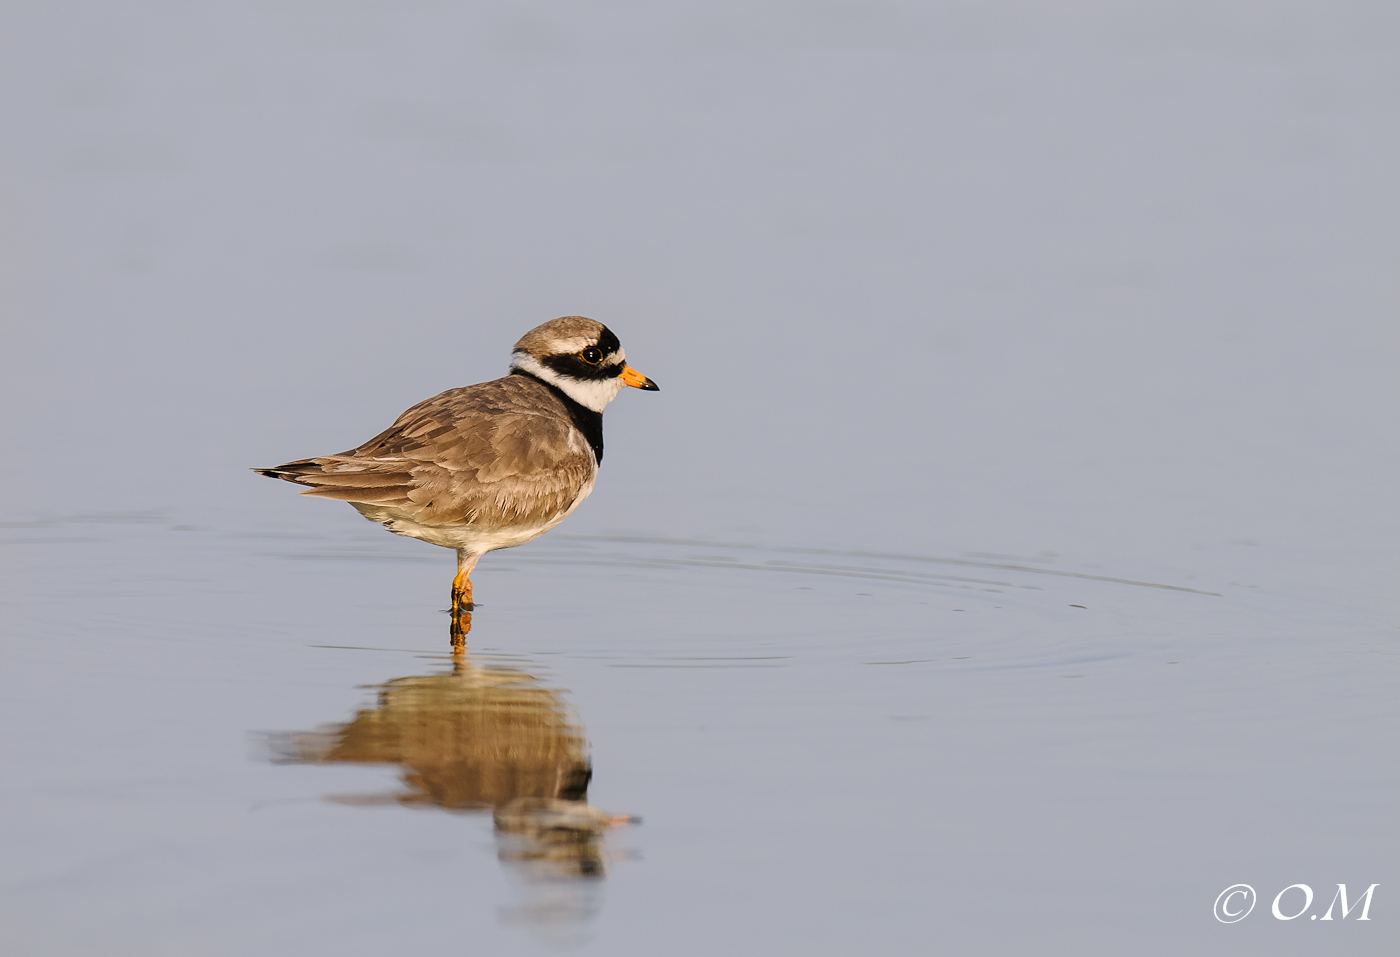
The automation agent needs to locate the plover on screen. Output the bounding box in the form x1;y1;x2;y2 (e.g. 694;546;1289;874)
255;316;657;637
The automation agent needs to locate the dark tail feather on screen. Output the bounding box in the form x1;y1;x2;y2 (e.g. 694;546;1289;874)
252;459;323;484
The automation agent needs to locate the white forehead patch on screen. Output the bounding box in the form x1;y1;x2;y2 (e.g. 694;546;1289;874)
561;339;625;364
525;335;625;364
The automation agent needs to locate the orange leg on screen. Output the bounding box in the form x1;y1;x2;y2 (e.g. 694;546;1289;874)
450;549;480;649
450;566;473;610
451;549;480;611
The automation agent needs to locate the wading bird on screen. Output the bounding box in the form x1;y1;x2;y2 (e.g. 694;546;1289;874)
255;316;658;642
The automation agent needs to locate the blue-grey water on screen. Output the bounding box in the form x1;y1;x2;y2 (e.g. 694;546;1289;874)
1;3;1396;954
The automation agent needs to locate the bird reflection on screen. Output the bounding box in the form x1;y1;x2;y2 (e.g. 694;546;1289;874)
270;649;637;889
451;606;471;647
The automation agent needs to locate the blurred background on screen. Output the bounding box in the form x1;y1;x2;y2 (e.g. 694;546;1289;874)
3;1;1396;586
1;2;1397;955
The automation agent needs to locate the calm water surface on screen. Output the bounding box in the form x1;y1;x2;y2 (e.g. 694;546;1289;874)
2;510;1393;954
2;2;1397;954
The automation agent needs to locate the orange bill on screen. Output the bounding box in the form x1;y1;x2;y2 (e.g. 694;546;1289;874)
618;365;660;391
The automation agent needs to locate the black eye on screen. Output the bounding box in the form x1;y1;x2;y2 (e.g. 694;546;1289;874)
580;347;602;365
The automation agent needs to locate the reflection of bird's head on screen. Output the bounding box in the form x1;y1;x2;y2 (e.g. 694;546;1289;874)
494;797;639;879
494;796;637;839
510;316;659;413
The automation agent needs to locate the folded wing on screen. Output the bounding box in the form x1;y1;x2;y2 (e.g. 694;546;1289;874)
255;379;595;531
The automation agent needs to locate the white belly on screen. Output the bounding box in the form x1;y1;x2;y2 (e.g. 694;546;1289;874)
350;476;596;554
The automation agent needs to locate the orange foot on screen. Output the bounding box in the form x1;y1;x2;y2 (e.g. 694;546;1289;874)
450;567;474;614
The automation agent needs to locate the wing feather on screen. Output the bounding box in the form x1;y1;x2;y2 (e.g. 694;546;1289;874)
256;377;594;531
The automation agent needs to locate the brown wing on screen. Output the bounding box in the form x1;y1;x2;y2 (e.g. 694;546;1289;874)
255;377;594;531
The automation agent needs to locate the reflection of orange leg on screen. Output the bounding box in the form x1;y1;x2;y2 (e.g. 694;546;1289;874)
450;549;480;650
450;605;472;649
